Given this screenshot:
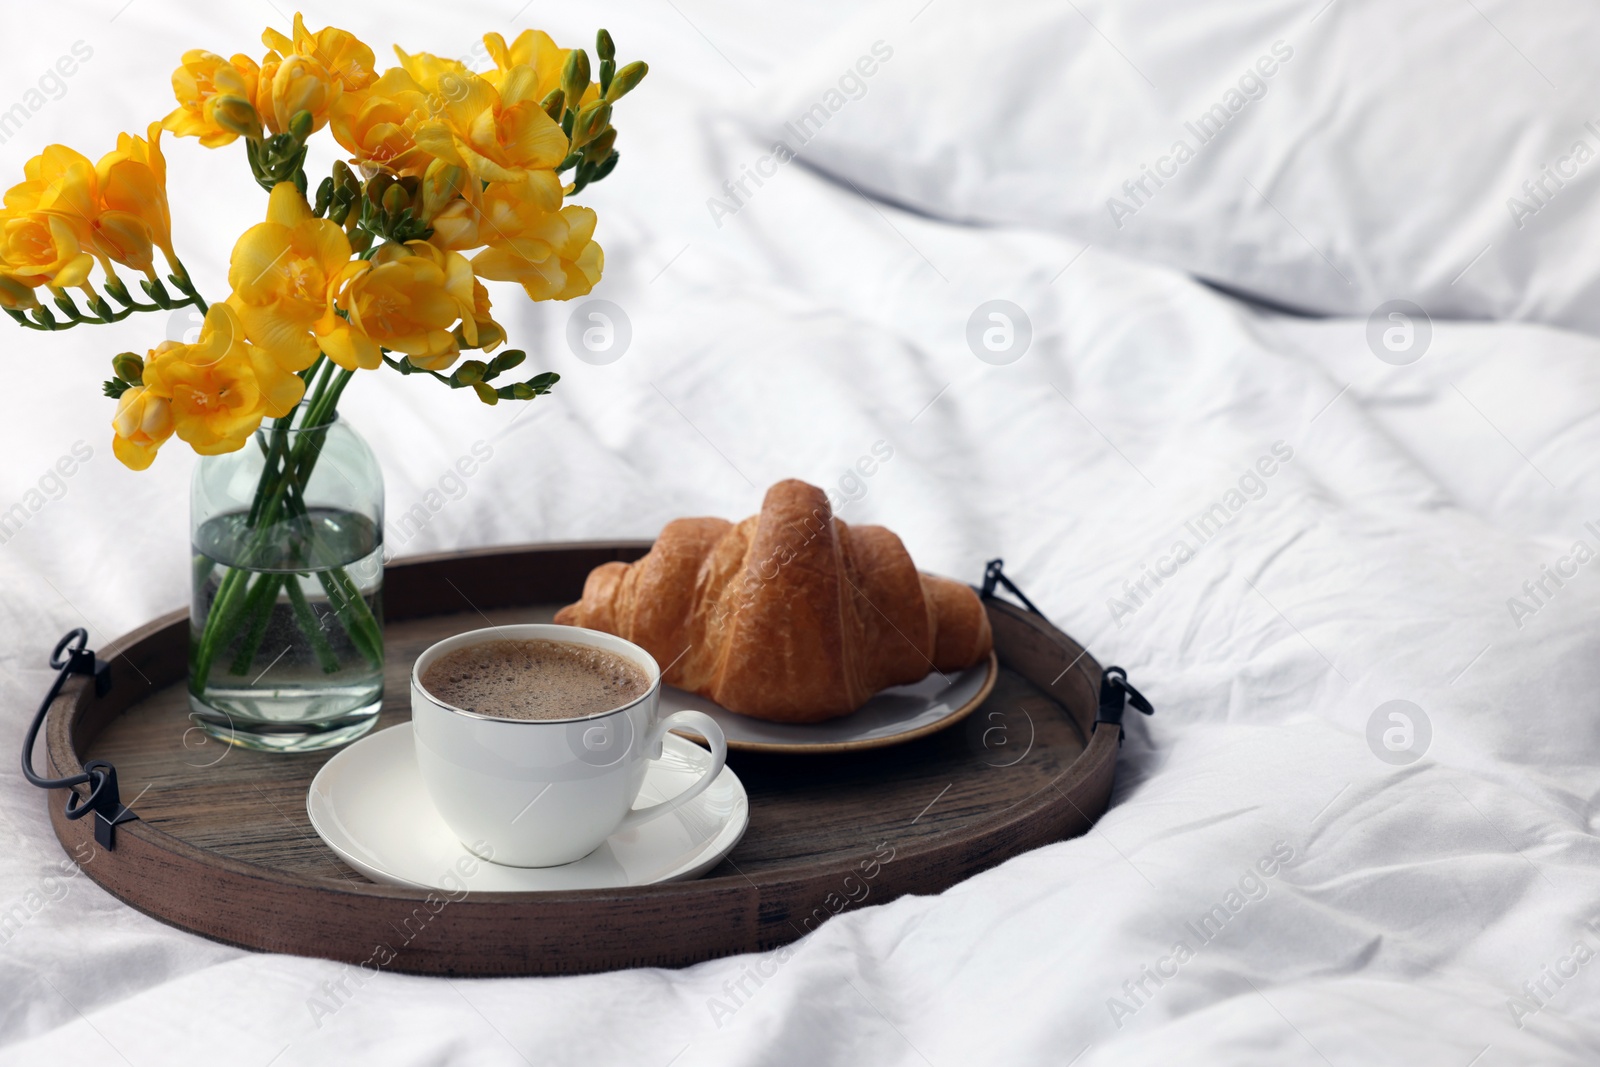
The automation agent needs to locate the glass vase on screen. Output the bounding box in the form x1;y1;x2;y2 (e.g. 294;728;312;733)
188;407;385;751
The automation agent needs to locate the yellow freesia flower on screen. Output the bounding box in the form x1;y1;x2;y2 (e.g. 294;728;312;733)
0;212;93;290
481;30;593;106
263;13;377;93
163;50;261;148
319;239;479;372
259;51;336;137
253;17;378;139
399;49;569;185
110;386;175;471
388;48;473;102
480;172;563;221
426;199;483;251
93;122;176;276
227;181;351;372
470;181;602;302
143;303;303;455
455;278;505;353
329;68;432;176
424;169;567;255
2;129;178;286
0;145;98;288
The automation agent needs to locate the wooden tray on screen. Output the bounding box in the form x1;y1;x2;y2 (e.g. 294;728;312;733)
43;542;1120;977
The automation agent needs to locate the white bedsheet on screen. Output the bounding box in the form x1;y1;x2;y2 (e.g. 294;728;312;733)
4;2;1600;1064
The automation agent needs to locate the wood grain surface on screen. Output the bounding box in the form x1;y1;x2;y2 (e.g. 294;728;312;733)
43;542;1119;976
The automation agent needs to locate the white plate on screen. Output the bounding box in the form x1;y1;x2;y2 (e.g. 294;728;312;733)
307;724;749;891
663;652;998;754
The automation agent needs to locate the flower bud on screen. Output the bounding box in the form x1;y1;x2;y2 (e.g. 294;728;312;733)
561;49;591;111
540;88;566;122
332;158;358;195
289;108;314;142
211;94;263;140
418;159;466;223
366;171;395;207
606;61;647;100
490;349;525;375
596;29;615;62
455;316;505;353
382;182;409;217
583;127;616;162
571;101;612;148
112;351;145;386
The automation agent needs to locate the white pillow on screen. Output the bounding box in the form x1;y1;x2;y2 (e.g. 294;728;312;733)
744;0;1600;332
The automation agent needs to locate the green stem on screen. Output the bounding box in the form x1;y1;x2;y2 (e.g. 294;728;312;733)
281;478;383;669
226;572;284;676
191;365;360;696
167;255;209;314
252;368;352;532
335;567;383;659
248;359;326;515
247;419;293;527
317;568;383;670
285;578;341;674
303;354;333;396
192;553;216;602
190;567;250;691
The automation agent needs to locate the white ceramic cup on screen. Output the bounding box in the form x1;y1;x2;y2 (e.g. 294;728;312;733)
410;624;728;868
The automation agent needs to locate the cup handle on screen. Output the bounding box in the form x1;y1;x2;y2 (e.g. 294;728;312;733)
616;710;727;833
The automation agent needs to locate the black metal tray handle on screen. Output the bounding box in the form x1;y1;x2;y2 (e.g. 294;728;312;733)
21;629;137;848
980;559;1154;745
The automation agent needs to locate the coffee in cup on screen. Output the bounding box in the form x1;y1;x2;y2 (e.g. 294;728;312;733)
420;638;650;721
410;624;728;868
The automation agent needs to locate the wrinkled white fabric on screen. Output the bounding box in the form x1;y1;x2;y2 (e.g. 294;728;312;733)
2;2;1599;1065
750;0;1600;333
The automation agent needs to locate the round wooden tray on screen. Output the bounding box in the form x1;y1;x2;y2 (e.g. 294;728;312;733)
43;542;1119;977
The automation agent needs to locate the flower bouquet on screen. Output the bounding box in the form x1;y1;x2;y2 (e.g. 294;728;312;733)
0;14;645;750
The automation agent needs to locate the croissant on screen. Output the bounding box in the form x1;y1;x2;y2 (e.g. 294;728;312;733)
554;479;993;722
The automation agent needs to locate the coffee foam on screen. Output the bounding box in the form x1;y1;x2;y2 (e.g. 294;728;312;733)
421;638;650;720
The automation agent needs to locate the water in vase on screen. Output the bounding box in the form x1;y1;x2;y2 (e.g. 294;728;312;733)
189;506;384;751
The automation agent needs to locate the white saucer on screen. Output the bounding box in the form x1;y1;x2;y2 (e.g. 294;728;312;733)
662;651;998;754
307;724;749;891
